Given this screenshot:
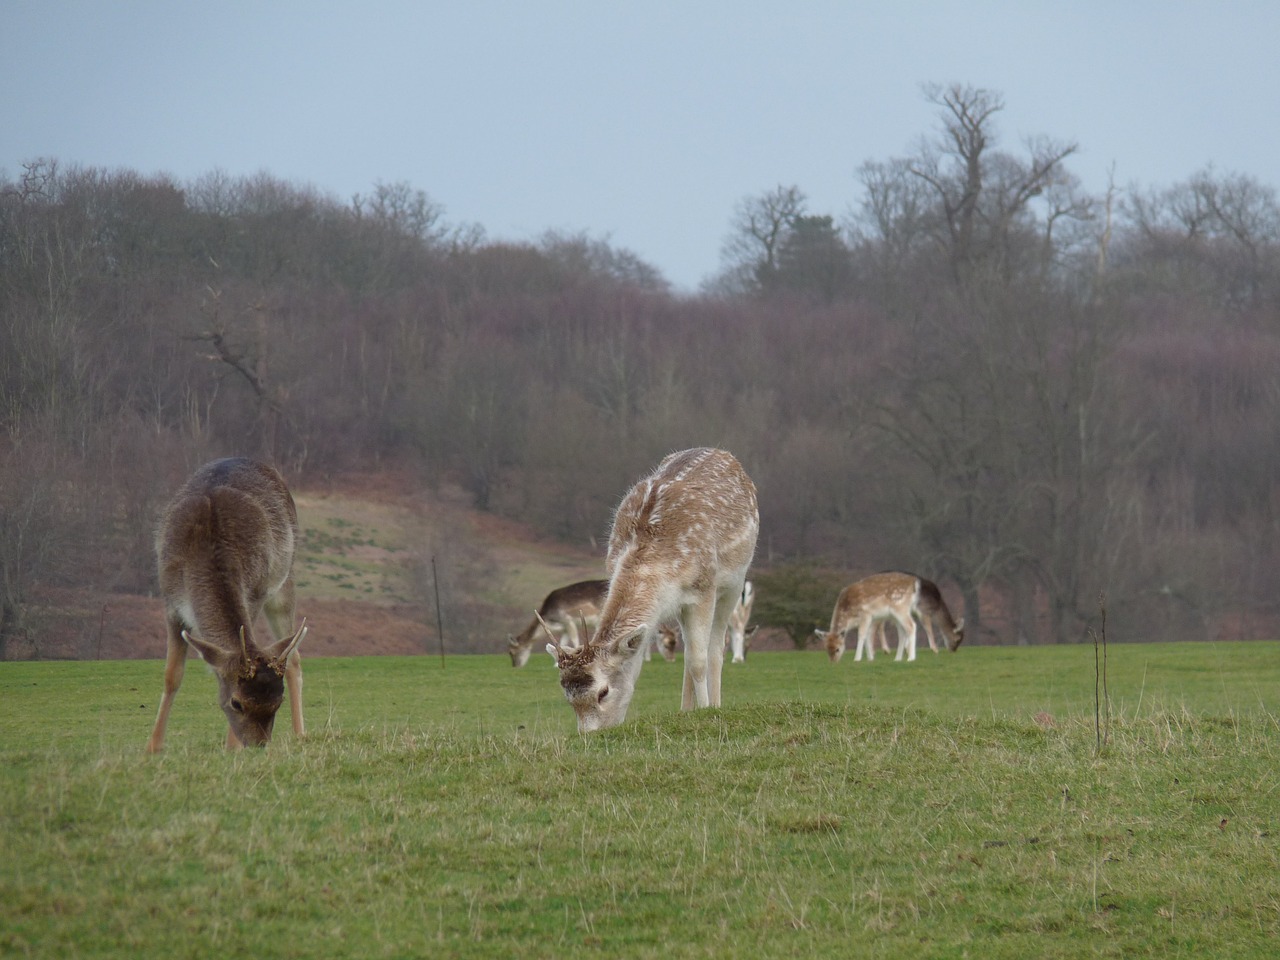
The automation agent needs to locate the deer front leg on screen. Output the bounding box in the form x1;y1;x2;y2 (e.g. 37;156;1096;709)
146;618;189;754
284;649;305;737
920;615;939;653
263;581;305;738
854;616;875;661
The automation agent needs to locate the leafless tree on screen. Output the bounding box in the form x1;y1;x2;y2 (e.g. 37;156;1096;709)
715;185;807;294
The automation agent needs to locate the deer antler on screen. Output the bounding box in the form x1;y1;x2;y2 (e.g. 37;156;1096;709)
238;625;256;678
533;610;558;646
268;619;308;675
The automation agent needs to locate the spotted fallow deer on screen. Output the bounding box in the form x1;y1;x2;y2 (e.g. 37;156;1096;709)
146;458;308;753
724;580;756;663
547;448;759;732
508;579;609;667
815;571;963;664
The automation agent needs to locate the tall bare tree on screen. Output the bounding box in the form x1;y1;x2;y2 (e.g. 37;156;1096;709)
908;83;1080;284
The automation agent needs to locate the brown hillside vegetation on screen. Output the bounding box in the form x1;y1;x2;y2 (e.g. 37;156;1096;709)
8;473;607;661
5;97;1280;653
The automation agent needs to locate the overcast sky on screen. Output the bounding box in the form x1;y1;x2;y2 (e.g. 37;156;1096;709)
4;1;1278;290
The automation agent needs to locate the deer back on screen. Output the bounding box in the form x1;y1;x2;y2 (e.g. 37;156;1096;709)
541;579;609;620
156;458;303;743
600;447;759;644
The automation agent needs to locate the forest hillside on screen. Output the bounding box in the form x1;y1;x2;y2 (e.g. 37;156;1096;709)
4;86;1279;657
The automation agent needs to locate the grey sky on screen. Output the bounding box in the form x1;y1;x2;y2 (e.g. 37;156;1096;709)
4;1;1278;290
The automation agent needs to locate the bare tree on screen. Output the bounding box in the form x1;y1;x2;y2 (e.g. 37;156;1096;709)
1124;167;1280;306
908;83;1080;284
714;185;807;294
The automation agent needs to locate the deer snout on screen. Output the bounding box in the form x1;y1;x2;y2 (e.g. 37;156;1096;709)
229;712;276;747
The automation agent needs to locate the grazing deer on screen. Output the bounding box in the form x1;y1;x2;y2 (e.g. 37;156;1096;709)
724;580;756;663
146;458;308;753
650;622;680;662
547;448;759;732
815;572;963;664
508;579;608;667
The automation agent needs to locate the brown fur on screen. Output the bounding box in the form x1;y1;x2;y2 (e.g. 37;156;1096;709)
146;458;307;752
508;579;608;667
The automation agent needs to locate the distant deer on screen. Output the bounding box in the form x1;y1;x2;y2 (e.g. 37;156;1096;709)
146;458;308;753
547;448;759;732
650;622;680;662
815;572;963;664
508;579;608;667
724;580;756;663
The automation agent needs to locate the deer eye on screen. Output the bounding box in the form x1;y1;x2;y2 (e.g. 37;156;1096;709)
597;686;609;704
229;698;245;714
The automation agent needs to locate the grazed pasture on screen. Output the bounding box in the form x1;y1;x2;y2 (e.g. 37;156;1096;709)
2;643;1277;958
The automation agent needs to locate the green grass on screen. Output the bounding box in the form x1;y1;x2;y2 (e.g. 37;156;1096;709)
293;497;418;603
2;643;1278;958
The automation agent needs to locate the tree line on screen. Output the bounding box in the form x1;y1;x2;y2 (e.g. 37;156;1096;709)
3;83;1279;655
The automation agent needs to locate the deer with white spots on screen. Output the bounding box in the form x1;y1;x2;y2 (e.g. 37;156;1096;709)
146;458;308;753
547;448;759;732
815;571;964;664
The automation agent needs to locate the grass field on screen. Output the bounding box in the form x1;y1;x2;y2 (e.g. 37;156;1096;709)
2;642;1277;958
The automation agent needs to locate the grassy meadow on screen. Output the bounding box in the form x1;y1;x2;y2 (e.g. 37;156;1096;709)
2;641;1278;958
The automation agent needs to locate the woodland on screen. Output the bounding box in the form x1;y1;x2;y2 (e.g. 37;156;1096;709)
2;84;1279;655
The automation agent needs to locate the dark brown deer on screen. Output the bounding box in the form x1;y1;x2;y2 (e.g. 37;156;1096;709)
547;448;759;732
146;458;308;752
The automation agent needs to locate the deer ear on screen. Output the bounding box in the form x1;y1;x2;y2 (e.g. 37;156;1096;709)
266;620;308;673
182;629;235;670
545;642;562;661
613;629;647;656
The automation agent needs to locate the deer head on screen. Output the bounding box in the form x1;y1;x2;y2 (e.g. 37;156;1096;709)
508;634;534;668
182;621;307;747
547;629;648;732
816;628;846;663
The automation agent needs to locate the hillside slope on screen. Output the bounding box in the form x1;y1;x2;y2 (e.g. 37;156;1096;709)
12;474;604;660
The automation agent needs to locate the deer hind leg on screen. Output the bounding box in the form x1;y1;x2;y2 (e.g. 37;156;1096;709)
263;579;305;738
146;616;189;754
680;598;717;710
892;612;918;661
704;588;737;708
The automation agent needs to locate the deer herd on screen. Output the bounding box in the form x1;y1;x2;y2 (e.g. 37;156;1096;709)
147;448;963;748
